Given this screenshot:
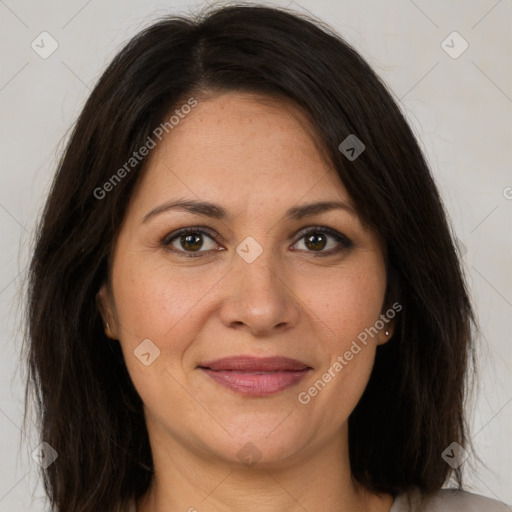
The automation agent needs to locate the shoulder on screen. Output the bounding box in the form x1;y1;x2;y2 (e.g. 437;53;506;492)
392;487;511;512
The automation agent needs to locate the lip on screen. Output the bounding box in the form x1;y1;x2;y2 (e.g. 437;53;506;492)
199;356;311;372
198;356;312;396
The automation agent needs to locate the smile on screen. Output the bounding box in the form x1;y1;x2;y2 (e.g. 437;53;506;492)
198;356;313;396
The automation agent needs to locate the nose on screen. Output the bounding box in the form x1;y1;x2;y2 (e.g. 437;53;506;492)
218;247;302;337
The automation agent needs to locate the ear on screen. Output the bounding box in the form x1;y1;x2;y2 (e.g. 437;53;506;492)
376;296;401;346
377;274;401;346
96;282;118;339
376;314;395;346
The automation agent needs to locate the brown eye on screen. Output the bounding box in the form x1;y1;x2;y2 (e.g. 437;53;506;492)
304;232;328;251
161;225;352;259
293;227;353;256
162;229;219;257
179;233;204;252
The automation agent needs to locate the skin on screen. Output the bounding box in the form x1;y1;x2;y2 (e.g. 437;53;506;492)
97;92;396;512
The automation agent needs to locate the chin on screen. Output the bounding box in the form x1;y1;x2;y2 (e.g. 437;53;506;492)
192;416;314;469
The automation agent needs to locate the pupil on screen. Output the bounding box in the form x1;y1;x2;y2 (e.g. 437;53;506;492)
182;234;202;251
179;232;327;252
306;233;326;251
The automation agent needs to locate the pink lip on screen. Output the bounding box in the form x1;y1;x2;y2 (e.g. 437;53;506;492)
198;356;312;396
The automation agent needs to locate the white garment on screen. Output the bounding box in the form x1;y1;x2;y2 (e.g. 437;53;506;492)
389;487;510;512
127;488;511;511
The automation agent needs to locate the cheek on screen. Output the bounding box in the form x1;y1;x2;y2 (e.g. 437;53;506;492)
112;255;211;341
112;246;386;360
112;241;386;403
296;257;386;417
110;258;206;412
303;258;387;348
110;252;228;394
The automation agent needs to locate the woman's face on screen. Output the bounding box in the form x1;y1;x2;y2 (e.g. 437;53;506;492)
98;92;393;468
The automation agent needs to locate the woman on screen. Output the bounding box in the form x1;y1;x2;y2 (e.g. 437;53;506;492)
24;4;510;512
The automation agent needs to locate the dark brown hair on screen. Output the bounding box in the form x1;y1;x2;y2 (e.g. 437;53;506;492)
24;3;477;511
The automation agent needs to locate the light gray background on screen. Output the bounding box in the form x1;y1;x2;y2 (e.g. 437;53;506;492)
0;0;511;510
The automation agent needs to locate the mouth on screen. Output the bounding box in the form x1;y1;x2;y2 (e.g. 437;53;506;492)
198;356;312;396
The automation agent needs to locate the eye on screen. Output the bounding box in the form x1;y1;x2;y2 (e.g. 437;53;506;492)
161;225;353;258
162;228;221;258
292;226;353;256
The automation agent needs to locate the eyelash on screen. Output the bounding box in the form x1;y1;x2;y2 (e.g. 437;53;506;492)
161;225;353;259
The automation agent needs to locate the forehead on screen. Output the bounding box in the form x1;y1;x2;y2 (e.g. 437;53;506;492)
131;92;352;217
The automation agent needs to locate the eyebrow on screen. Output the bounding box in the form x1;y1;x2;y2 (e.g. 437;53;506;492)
142;199;356;224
